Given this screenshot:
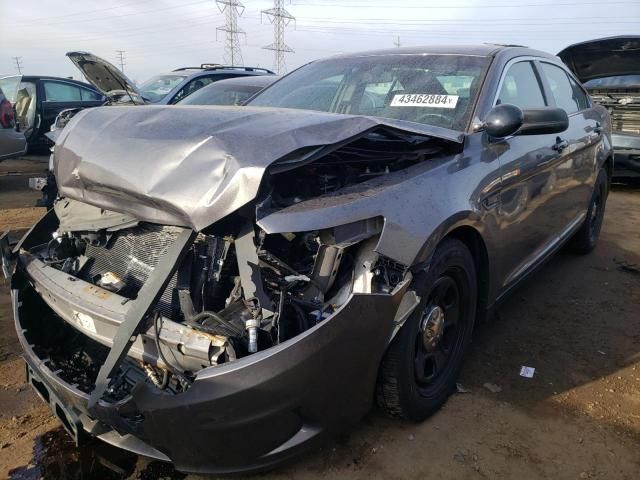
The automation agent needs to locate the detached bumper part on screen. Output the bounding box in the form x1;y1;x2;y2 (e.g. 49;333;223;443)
29;177;47;191
13;278;406;473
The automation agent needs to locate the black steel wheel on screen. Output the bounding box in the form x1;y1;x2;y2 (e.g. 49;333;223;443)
571;167;608;254
377;238;477;421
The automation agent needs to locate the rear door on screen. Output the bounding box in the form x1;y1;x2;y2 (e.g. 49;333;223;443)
0;76;27;161
536;61;600;222
39;80;104;146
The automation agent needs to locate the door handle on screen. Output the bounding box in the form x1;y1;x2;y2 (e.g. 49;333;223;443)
552;137;569;152
594;122;603;134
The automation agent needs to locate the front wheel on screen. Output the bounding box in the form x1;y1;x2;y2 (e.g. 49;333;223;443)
376;238;477;421
570;168;609;254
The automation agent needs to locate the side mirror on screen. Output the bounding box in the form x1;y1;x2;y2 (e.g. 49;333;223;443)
484;103;569;138
484;104;524;138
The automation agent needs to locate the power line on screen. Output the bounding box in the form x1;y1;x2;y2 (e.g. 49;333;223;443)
216;0;245;66
393;36;401;48
292;0;639;8
10;0;210;27
12;57;23;74
15;0;158;24
293;14;639;25
262;0;296;74
116;50;126;72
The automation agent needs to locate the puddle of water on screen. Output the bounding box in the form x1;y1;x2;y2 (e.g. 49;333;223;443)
8;427;186;480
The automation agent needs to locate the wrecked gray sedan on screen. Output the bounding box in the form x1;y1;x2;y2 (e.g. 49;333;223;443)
3;45;612;474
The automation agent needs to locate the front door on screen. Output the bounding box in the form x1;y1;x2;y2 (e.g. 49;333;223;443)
489;60;570;293
38;80;104;148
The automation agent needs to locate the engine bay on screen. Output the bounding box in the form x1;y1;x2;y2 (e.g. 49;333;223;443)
18;201;404;399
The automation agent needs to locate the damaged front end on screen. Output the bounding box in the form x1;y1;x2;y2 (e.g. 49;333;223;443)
4;105;464;472
10;205;412;472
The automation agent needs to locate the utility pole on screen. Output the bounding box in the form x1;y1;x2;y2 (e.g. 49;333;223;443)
393;36;401;48
216;0;245;66
115;50;126;72
12;56;23;74
261;0;295;74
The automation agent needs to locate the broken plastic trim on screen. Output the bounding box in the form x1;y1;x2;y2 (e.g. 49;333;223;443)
88;228;196;409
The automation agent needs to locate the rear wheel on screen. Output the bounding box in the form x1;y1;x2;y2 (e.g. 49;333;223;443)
377;238;476;421
571;168;608;254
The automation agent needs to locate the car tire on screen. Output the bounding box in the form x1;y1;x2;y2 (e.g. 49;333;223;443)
376;238;477;421
571;168;609;255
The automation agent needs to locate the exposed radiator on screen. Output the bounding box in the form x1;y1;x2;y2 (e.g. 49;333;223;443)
590;89;640;135
79;225;182;320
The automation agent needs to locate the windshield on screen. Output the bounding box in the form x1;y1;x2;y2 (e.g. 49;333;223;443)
179;82;264;105
0;76;22;103
584;75;640;88
248;54;489;131
138;74;187;103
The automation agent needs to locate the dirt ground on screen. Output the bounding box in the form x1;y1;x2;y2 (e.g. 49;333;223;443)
0;156;47;233
0;156;638;479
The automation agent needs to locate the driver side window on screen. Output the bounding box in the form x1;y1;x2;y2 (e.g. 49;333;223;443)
497;61;547;109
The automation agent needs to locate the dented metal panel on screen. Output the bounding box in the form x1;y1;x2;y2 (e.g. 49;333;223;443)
53;105;462;231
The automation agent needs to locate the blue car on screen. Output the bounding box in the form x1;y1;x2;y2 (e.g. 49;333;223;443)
138;64;275;104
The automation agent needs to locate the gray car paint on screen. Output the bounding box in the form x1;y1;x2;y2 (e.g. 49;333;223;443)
53;104;462;232
8;45;613;474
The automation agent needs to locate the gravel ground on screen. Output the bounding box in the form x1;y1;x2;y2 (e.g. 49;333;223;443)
0;156;638;479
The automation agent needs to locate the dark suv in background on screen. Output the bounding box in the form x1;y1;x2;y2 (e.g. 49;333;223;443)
137;64;276;104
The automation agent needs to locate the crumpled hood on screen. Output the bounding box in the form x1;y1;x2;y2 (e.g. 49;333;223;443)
558;36;640;83
54;105;462;231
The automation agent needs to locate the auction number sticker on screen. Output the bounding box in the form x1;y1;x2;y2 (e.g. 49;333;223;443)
390;94;459;109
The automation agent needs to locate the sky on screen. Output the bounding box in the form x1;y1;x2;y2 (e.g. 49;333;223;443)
1;0;639;84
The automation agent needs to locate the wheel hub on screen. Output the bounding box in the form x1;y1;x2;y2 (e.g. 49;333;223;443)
420;305;445;349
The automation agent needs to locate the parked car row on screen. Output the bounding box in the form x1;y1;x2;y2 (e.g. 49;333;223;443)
0;74;104;159
1;39;618;475
2;52;278;206
0;52;277;162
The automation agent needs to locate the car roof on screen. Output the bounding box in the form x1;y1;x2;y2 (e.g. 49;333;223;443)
172;64;274;73
21;75;100;90
211;75;279;88
154;70;273;81
330;44;558;61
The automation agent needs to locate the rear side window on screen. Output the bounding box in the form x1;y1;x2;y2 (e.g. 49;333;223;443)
80;88;103;101
171;75;231;104
44;81;82;102
567;74;590;111
497;61;546;109
539;63;588;114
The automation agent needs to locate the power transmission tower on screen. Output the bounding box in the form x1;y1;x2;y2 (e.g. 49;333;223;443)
12;56;23;74
115;50;126;72
393;36;401;48
216;0;245;66
261;0;295;74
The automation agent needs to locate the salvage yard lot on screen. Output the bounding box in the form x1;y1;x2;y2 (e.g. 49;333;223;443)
0;156;638;479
